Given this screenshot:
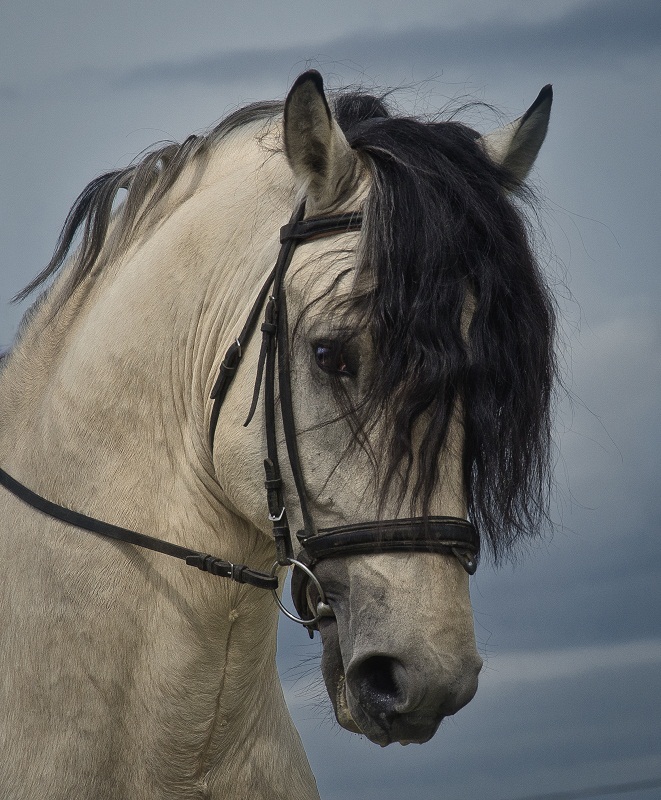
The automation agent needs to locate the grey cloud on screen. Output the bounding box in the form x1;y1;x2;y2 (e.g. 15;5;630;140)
289;657;661;799
115;0;661;90
0;85;21;104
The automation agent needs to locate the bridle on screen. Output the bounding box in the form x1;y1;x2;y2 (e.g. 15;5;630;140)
209;200;479;629
0;200;479;631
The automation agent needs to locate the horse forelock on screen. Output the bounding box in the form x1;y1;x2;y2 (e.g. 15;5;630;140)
318;100;558;560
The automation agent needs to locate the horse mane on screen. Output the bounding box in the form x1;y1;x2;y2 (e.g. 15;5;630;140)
15;87;556;560
13;100;284;304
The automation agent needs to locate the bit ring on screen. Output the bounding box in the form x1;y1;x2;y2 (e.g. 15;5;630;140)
270;558;329;626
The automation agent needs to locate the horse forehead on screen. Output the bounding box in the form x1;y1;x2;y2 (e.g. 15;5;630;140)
286;235;360;305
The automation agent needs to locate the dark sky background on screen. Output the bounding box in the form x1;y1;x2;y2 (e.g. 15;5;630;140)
1;2;659;799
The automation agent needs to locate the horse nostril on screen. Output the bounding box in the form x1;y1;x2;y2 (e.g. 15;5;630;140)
350;655;404;714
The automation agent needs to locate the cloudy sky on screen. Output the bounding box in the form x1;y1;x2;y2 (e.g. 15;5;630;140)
1;2;659;799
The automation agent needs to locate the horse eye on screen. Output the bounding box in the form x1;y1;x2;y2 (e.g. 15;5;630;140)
314;343;354;377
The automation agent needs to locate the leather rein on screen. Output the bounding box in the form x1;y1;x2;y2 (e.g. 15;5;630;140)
0;200;479;630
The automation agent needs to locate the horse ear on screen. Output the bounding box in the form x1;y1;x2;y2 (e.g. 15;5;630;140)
480;85;553;183
284;70;358;212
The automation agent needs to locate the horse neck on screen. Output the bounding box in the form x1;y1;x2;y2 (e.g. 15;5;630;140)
2;129;295;552
1;128;287;531
0;134;316;791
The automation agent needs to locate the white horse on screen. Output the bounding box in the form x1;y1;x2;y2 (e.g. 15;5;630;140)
0;71;554;798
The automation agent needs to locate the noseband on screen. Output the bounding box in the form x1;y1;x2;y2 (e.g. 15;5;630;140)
0;200;479;631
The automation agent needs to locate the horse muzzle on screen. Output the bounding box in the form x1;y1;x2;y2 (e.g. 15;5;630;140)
319;613;482;745
342;649;482;746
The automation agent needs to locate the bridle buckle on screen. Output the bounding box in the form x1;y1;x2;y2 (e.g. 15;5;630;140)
268;506;286;523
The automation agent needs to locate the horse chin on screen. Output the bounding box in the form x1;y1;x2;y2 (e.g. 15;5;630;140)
343;691;443;747
338;677;442;746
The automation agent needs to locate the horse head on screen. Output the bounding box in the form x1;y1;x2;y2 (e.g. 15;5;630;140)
212;71;554;746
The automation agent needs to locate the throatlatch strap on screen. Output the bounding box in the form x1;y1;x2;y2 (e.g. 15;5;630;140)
208;264;278;447
0;467;277;590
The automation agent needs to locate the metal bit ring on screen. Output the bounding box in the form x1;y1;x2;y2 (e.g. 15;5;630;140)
270;558;329;626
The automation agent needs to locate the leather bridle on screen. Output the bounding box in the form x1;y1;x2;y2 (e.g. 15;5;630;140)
0;200;479;630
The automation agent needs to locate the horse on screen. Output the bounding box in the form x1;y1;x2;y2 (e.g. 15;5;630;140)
0;70;555;799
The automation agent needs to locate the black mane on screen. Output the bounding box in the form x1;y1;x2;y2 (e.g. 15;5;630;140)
329;92;557;560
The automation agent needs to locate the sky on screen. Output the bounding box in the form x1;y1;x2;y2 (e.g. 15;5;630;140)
1;2;660;799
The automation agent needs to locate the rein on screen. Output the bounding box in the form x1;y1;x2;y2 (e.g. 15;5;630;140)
0;200;479;629
0;466;277;590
